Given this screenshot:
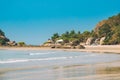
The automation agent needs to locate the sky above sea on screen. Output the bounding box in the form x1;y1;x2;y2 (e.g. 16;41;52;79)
0;0;120;45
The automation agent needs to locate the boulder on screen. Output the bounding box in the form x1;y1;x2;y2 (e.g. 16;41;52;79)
100;37;106;45
94;38;100;45
71;39;80;46
76;45;85;49
7;41;17;46
86;37;94;45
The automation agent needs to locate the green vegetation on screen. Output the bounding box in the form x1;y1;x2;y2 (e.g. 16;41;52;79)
0;29;5;36
17;42;26;46
51;13;120;45
51;33;60;42
94;13;120;45
0;29;9;45
51;30;91;45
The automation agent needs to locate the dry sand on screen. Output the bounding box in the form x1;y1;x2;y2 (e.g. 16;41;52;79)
0;45;120;53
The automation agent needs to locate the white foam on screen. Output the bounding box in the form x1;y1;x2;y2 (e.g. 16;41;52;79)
0;55;89;64
0;56;71;64
30;57;67;61
0;59;29;64
29;52;56;55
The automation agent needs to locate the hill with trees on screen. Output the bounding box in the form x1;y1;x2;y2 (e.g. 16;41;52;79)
46;13;120;47
94;13;120;45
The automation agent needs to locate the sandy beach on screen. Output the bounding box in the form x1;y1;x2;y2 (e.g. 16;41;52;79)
0;45;120;53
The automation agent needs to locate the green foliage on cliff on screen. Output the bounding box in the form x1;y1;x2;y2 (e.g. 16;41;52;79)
94;13;120;45
0;29;5;36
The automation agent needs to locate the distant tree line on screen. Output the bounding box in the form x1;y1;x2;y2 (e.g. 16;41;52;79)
51;30;91;44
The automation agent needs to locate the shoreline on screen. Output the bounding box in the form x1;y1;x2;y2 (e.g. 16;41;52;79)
0;46;120;80
0;45;120;54
68;45;120;54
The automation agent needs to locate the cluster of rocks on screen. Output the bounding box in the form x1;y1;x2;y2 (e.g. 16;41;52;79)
85;37;106;45
42;39;85;49
6;41;17;46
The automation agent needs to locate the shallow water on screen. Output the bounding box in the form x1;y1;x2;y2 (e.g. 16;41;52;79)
0;50;120;80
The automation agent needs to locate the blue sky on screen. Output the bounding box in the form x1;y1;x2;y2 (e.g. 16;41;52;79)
0;0;120;45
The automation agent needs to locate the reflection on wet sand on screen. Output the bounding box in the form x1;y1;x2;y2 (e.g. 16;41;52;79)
97;67;120;74
0;61;120;80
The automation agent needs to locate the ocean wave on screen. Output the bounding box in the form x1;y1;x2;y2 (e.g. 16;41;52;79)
0;54;98;64
0;59;29;64
29;52;56;55
0;56;73;64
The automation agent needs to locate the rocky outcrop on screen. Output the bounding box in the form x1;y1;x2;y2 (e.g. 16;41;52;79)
100;37;106;45
0;35;5;39
0;29;18;46
7;41;17;46
42;39;54;47
94;38;100;45
86;37;94;45
85;37;106;45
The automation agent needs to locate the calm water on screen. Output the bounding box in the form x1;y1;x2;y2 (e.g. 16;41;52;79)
0;50;120;80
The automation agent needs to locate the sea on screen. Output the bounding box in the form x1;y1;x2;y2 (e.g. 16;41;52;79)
0;49;120;80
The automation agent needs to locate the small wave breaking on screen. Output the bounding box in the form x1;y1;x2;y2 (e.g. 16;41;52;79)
0;56;71;64
29;52;56;55
0;59;29;64
0;54;97;64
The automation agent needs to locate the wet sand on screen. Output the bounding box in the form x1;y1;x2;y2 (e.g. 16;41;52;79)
0;61;120;80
